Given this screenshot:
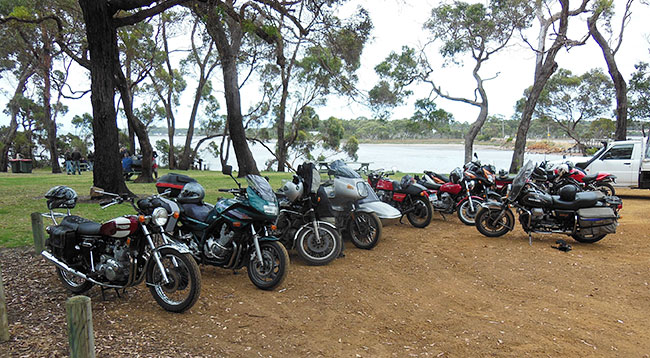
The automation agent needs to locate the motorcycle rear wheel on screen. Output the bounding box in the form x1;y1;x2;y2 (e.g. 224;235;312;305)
296;224;342;266
475;208;513;238
406;197;433;228
571;233;607;243
594;183;615;196
348;212;382;250
57;267;94;294
457;198;485;225
147;248;201;313
248;241;290;290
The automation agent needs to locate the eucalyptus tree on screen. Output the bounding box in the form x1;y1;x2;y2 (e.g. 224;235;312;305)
509;0;591;173
588;0;635;141
628;62;650;129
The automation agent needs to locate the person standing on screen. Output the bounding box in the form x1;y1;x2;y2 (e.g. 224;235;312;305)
71;147;82;175
152;151;159;179
64;150;72;175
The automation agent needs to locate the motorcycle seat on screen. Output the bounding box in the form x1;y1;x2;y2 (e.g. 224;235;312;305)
60;215;102;235
181;203;213;222
581;174;599;183
551;191;605;210
419;181;441;191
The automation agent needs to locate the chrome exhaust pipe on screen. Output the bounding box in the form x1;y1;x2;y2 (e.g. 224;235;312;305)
41;251;123;288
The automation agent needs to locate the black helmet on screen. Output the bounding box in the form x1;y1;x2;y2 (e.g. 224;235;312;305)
449;168;462;184
177;182;205;204
558;185;578;202
400;175;413;189
45;186;77;210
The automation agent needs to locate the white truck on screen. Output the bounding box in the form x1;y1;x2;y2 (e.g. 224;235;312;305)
561;136;650;189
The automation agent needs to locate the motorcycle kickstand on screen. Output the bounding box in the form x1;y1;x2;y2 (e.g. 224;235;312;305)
399;215;405;225
528;232;533;246
439;212;447;221
99;286;121;301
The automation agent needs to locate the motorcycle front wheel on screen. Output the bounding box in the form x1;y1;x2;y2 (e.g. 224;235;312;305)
248;241;290;290
348;212;382;250
457;198;485;225
147;248;201;313
475;208;513;237
57;267;94;294
406;196;433;228
296;224;342;266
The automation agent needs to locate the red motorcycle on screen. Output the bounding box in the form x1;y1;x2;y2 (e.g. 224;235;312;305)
367;171;433;228
417;168;485;225
554;162;617;196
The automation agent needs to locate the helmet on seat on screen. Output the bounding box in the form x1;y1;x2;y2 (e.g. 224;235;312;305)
555;163;569;178
45;186;78;210
558;184;578;202
400;175;413;189
279;180;304;202
449;168;462;184
177;182;205;204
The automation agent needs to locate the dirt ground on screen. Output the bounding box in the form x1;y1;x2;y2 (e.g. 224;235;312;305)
1;188;649;357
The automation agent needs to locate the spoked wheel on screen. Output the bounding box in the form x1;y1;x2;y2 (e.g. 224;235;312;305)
571;233;607;243
457;198;485;225
56;267;94;294
475;208;513;238
595;183;615;196
147;248;201;313
406;197;433;228
348;212;382;250
296;224;342;266
248;241;289;290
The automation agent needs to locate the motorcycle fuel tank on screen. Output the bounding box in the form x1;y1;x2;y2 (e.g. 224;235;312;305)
440;183;462;195
520;192;553;208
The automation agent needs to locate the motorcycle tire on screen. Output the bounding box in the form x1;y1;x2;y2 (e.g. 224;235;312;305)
457;198;485;226
146;247;201;313
247;241;290;290
475;208;513;238
594;183;615;196
296;224;342;266
56;267;94;294
571;233;607;244
348;212;382;250
406;196;433;228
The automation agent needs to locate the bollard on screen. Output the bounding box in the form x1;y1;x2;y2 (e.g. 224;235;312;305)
0;267;8;342
30;212;45;253
66;296;95;358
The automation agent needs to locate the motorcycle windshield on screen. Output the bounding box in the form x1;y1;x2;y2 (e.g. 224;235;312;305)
245;175;276;202
509;160;535;200
329;160;361;179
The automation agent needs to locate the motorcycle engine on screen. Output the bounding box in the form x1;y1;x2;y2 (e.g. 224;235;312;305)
95;241;130;281
205;224;235;260
377;189;391;203
433;192;453;211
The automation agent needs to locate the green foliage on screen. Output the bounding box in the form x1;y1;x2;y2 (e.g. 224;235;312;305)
322;116;345;150
343;136;359;161
369;47;418;117
629;62;650;122
411;99;454;133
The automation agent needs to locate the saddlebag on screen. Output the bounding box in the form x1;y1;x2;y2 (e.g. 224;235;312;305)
46;225;77;257
156;173;197;197
576;207;617;236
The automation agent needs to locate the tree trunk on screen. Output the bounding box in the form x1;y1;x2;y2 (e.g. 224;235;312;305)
78;0;130;195
464;103;489;164
276;75;289;172
178;77;207;170
39;32;61;174
588;15;628;141
165;106;176;169
0;65;34;172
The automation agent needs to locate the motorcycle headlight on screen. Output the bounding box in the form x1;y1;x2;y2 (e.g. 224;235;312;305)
152;207;169;226
356;182;369;198
263;204;279;216
467;180;476;190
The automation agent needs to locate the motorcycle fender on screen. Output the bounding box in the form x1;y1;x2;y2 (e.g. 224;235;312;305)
294;221;338;243
151;242;192;255
258;236;280;242
455;195;484;208
357;201;401;219
480;200;505;210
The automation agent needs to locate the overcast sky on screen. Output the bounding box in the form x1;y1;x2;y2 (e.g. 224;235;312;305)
1;0;649;133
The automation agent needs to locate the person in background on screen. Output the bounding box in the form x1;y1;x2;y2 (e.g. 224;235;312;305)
152;151;159;179
87;152;94;171
64;150;72;175
71;147;82;175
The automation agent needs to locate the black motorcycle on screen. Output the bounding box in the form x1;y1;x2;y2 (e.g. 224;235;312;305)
41;186;201;313
475;161;622;244
170;165;289;290
273;162;342;265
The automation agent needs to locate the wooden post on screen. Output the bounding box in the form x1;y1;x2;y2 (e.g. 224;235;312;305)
66;296;95;358
31;212;45;253
0;267;9;342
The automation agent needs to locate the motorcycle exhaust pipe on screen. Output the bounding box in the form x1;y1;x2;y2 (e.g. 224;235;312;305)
41;251;123;288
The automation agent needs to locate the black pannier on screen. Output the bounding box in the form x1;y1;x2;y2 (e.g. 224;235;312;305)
156;173;197;197
46;225;77;257
576;207;617;236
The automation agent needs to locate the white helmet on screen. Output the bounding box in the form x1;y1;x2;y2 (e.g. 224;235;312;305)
279;180;304;202
556;163;569;177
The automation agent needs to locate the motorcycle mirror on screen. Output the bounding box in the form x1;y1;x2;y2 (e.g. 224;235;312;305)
222;165;232;176
474;152;478;160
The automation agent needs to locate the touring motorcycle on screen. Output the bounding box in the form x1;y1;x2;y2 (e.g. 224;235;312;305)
475;161;622;244
273;162;342;265
367;170;433;228
41;186;201;313
316;160;401;250
169;165;289;290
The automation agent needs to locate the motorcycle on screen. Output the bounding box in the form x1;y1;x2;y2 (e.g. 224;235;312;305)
475;160;623;244
316;160;401;250
418;167;486;225
41;186;201;313
171;165;289;290
552;161;617;196
273;162;343;265
367;170;433;228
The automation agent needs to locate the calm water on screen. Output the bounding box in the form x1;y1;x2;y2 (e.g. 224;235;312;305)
152;136;565;174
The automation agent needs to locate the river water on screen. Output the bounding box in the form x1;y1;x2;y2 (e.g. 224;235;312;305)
152;136;565;174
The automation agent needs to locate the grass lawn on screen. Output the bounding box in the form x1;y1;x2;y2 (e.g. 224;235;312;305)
0;168;294;248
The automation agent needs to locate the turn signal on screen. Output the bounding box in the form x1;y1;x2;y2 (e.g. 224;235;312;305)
233;221;242;227
271;225;277;231
173;211;179;219
317;197;321;202
126;238;131;246
138;215;145;223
